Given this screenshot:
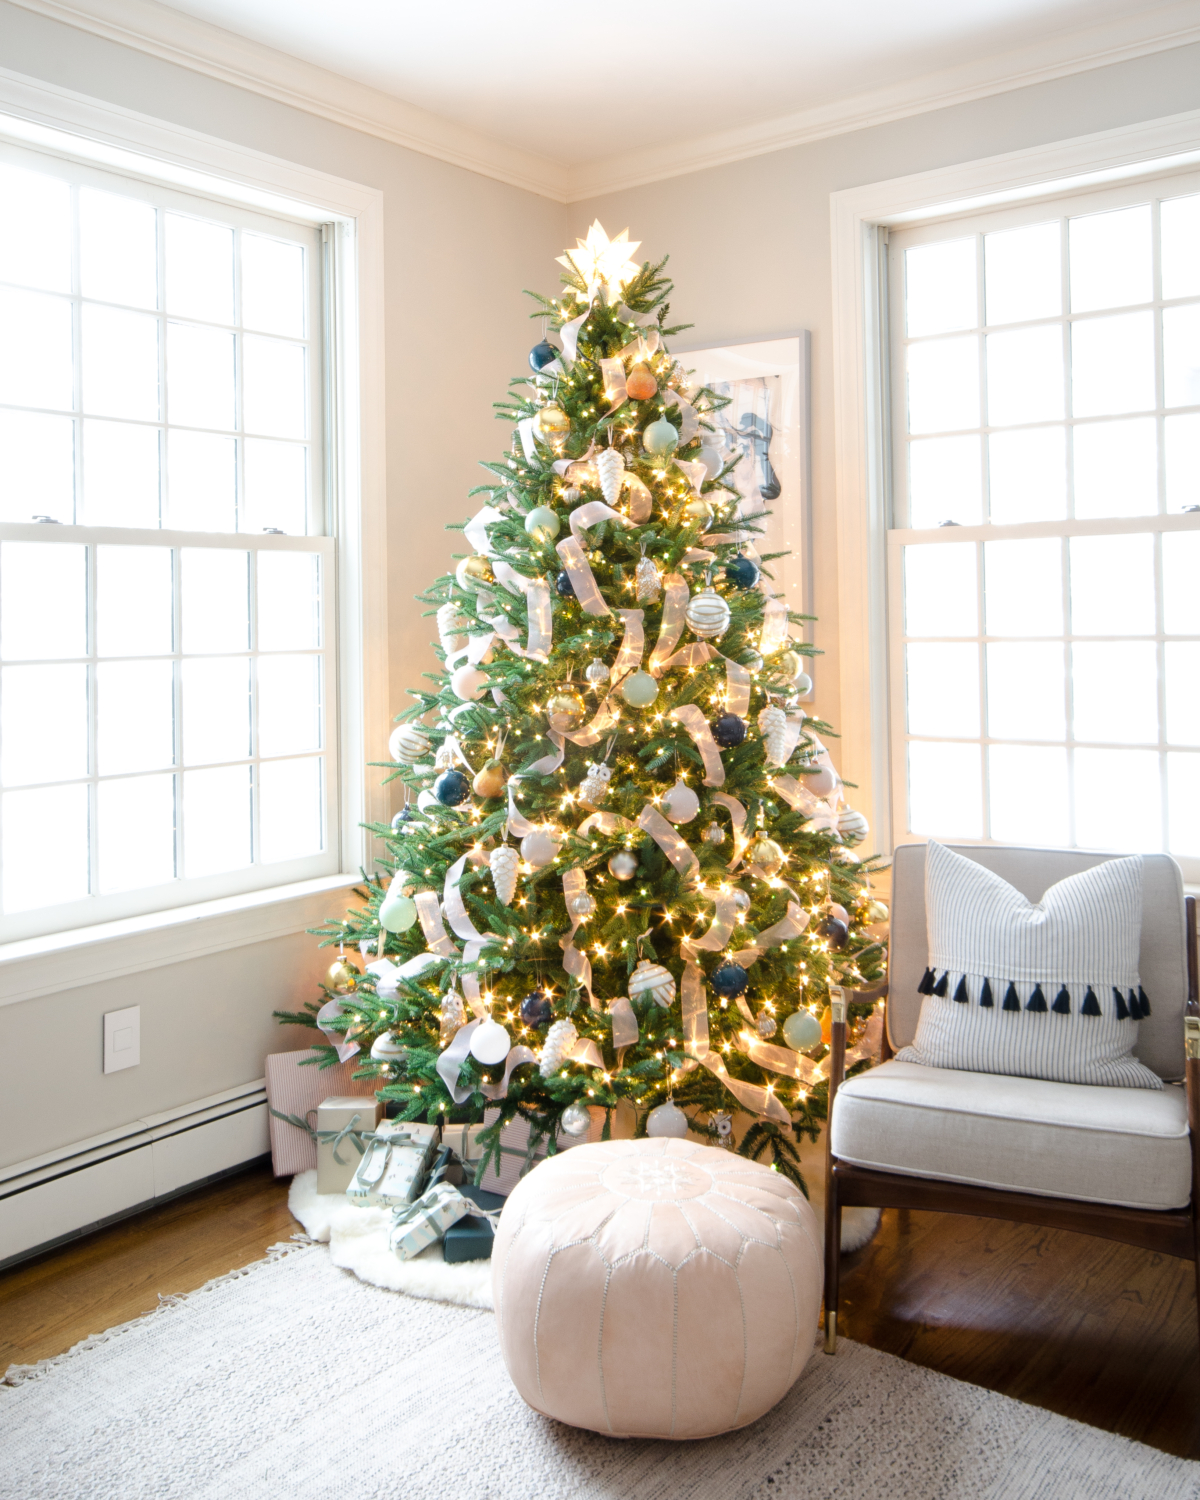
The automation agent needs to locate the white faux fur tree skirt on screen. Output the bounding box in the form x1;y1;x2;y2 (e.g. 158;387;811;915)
288;1127;879;1309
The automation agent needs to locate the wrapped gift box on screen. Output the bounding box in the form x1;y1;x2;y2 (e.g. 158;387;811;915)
474;1107;603;1197
388;1182;474;1262
347;1120;439;1208
315;1096;384;1194
265;1051;379;1177
439;1122;488;1170
442;1183;505;1263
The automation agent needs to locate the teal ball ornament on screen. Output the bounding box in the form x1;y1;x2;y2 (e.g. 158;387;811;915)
621;670;659;707
524;506;561;542
782;1009;823;1051
712;713;746;748
711;962;749;999
433;769;471;807
643;417;679;457
554;569;575;598
529;339;558;372
724;555;760;589
378;891;417;932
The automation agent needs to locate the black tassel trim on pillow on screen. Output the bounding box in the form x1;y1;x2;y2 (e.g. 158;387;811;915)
1002;982;1020;1012
1052;986;1071;1014
1128;988;1142;1021
1139;986;1151;1017
917;968;936;995
933;971;949;997
1081;986;1101;1016
980;978;994;1008
952;975;969;1003
1026;984;1048;1013
918;971;1147;1020
1113;987;1129;1021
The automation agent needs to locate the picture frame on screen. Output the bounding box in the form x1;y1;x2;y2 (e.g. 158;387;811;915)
672;334;812;683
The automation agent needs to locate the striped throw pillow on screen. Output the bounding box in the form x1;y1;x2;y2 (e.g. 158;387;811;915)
895;842;1160;1089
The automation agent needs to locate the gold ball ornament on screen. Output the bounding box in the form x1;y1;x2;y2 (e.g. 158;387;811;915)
325;955;360;994
534;403;571;441
545;689;587;733
680;495;713;529
455;555;494;592
747;836;785;877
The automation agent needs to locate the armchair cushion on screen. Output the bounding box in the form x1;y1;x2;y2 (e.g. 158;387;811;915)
830;1060;1191;1211
895;841;1160;1089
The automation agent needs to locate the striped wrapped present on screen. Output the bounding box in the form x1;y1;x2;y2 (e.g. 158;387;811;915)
264;1051;379;1177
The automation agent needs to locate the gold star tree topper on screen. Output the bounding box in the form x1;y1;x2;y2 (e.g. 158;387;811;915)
557;221;642;302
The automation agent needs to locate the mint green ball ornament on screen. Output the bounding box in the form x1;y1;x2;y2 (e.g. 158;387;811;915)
642;417;679;457
782;1009;822;1051
524;506;561;542
621;670;659;707
379;892;418;933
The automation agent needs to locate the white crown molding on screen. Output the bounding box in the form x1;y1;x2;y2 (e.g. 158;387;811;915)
4;0;571;200
6;0;1200;202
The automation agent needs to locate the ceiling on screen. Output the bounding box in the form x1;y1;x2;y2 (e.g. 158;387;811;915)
141;0;1198;164
16;0;1200;196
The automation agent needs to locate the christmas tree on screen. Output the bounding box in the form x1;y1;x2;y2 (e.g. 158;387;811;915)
276;223;887;1190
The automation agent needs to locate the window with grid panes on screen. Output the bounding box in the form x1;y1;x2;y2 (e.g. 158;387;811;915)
888;170;1200;880
0;142;337;942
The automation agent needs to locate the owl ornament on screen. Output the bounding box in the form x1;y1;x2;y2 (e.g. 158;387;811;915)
596;446;624;506
577;759;613;808
757;704;790;768
629;959;675;1009
489;843;520;906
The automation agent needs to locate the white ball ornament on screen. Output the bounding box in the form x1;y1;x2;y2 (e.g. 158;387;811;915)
782;1009;823;1052
697;444;724;480
620;670;659;707
585;657;610;686
378;890;417;932
521;825;562;868
645;1100;689;1138
684;587;731;640
732;889;751;911
560;1100;592;1138
370;1030;406;1061
662;779;700;824
450;664;489;701
389;724;432;765
470;1018;512;1066
805;764;838;799
608;850;638;881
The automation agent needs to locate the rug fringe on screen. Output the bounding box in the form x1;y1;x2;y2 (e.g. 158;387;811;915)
1;1239;317;1388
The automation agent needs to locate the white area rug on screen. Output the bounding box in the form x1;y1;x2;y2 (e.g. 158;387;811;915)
287;1128;878;1309
3;1243;1198;1500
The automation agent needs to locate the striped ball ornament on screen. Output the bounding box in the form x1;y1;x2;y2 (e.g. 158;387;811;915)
389;723;432;765
629;960;675;1008
684;587;731;640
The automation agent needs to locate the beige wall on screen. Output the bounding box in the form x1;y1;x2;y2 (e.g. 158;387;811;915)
569;40;1200;745
0;0;565;1167
3;0;1200;1169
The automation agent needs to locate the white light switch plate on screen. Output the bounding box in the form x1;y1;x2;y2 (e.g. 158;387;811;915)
103;1006;141;1073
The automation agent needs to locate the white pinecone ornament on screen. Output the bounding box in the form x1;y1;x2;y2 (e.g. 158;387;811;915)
577;761;612;808
757;704;789;768
635;556;661;604
629;960;675;1009
596;447;624;505
437;601;467;654
489;843;520;906
539;1018;578;1077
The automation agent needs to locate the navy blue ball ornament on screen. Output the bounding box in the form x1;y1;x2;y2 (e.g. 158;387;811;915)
816;914;850;950
390;808;413;832
433;769;471;807
519;990;554;1029
529;339;558;372
712;713;747;748
724;554;760;589
554;569;575;598
711;962;749;998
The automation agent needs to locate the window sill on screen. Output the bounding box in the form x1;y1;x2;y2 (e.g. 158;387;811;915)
0;874;362;1008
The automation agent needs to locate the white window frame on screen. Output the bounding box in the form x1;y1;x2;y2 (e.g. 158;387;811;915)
831;106;1200;867
0;68;387;1001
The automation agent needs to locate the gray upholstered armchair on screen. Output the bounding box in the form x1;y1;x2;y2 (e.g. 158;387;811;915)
823;844;1199;1355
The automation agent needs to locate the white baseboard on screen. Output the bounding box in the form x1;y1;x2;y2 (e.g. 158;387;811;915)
0;1081;271;1266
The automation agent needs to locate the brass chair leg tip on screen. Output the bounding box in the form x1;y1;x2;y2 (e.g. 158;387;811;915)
823;1312;837;1354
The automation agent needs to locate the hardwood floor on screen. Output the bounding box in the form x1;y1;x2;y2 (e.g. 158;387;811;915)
0;1162;294;1372
3;1166;1199;1459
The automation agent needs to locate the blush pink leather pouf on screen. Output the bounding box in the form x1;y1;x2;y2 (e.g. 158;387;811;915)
491;1137;823;1440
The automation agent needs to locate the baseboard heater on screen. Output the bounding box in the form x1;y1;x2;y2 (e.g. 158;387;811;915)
0;1080;271;1270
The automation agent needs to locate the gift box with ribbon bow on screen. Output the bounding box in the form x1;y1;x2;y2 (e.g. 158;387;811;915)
315;1096;385;1194
347;1120;439;1208
389;1181;504;1262
264;1051;379;1177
